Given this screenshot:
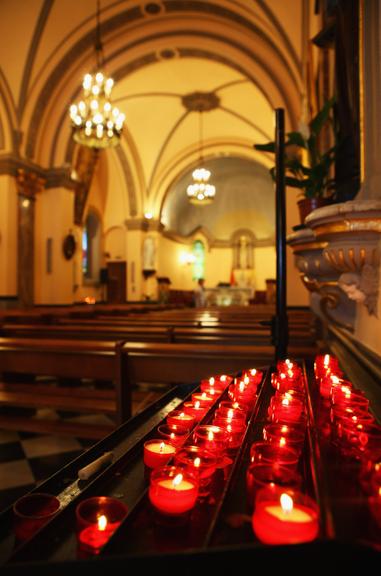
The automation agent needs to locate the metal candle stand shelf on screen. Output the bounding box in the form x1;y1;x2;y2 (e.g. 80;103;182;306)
0;361;380;574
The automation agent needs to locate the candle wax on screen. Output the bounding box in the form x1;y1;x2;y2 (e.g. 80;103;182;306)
149;478;198;515
144;441;176;468
78;523;118;553
252;501;319;545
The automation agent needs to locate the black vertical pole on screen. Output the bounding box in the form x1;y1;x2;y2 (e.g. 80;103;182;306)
273;108;288;361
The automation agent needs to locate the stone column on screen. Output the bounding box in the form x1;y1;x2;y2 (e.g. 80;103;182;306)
16;169;45;306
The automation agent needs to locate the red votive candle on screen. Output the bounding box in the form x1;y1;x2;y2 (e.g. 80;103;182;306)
13;492;61;542
249;441;299;469
213;417;246;450
143;439;176;468
191;392;215;407
149;466;199;515
262;423;306;455
241;368;263;385
246;462;302;509
200;375;231;392
193;425;229;462
166;410;195;431
252;487;319;545
182;401;208;422
157;424;189;447
76;496;128;554
174;445;217;497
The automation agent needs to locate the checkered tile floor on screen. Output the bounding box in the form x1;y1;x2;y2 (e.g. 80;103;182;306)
0;388;164;513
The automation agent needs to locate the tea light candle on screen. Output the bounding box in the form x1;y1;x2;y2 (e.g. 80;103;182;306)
157;424;189;447
191;392;214;407
182;401;207;422
143;439;176;468
76;496;128;554
149;466;199;515
252;489;319;545
166;410;195;431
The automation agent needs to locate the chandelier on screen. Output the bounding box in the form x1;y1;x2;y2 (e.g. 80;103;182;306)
69;0;125;149
186;111;216;205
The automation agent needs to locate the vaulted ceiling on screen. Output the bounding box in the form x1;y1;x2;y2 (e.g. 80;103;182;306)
0;0;316;240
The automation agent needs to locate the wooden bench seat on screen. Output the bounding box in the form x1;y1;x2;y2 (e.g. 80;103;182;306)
0;338;129;439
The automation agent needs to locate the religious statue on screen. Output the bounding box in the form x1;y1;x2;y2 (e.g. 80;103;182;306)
338;265;379;317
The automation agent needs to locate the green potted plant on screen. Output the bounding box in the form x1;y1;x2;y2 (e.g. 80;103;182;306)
254;97;338;224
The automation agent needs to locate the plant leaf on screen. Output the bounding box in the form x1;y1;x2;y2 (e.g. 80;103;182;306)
309;96;335;136
285;132;307;148
253;142;275;152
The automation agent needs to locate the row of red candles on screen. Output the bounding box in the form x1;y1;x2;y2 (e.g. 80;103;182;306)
315;353;381;529
248;358;320;545
144;369;263;515
76;369;262;554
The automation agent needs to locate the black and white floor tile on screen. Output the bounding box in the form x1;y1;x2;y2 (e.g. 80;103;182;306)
0;388;163;513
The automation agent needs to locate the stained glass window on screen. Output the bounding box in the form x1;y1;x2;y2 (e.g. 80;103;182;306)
192;240;205;280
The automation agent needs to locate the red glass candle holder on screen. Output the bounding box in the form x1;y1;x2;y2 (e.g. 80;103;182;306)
76;496;128;555
182;401;208;422
249;441;299;469
359;447;381;495
314;353;340;378
13;492;61;542
246;462;302;510
262;423;306;455
213;416;246;450
148;465;199;516
241;368;263;385
268;395;305;424
191;392;214;407
143;439;177;469
193;425;229;464
157;424;189;447
252;486;319;545
174;445;217;497
335;421;381;459
166;409;196;431
200;375;231;392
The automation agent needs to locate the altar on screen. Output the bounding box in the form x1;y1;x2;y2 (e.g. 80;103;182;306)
205;286;253;306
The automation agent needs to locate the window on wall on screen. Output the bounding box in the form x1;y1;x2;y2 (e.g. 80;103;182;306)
192;240;205;280
82;211;101;283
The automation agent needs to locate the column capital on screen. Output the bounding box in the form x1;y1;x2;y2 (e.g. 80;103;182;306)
16;168;45;199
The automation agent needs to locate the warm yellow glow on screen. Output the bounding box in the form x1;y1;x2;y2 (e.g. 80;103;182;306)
173;473;183;487
194;457;201;468
195;401;201;409
69;70;124;149
187;167;216;205
281;398;290;406
279;437;286;447
323;354;330;367
227;409;234;419
159;442;165;453
280;493;293;513
209;377;215;385
208;430;214;441
97;515;107;530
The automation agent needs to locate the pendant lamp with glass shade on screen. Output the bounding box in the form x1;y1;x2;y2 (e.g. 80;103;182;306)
186;111;216;205
69;0;125;148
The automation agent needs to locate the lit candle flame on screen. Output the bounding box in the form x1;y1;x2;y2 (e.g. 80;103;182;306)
159;442;165;453
280;493;293;513
180;412;185;418
323;354;330;367
281;398;290;406
209;377;215;385
195;401;200;409
201;393;207;399
281;425;288;433
170;433;175;439
208;430;214;441
239;382;245;393
172;473;183;487
97;515;108;530
232;402;239;409
244;375;250;385
227;409;234;419
221;375;227;382
279;437;286;447
250;369;257;376
194;457;201;468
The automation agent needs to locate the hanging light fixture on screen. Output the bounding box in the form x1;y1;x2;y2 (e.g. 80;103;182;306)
186;111;216;205
69;0;125;148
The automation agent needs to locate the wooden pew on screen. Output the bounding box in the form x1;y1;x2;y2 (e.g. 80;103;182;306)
0;323;316;346
120;341;318;389
0;338;130;439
